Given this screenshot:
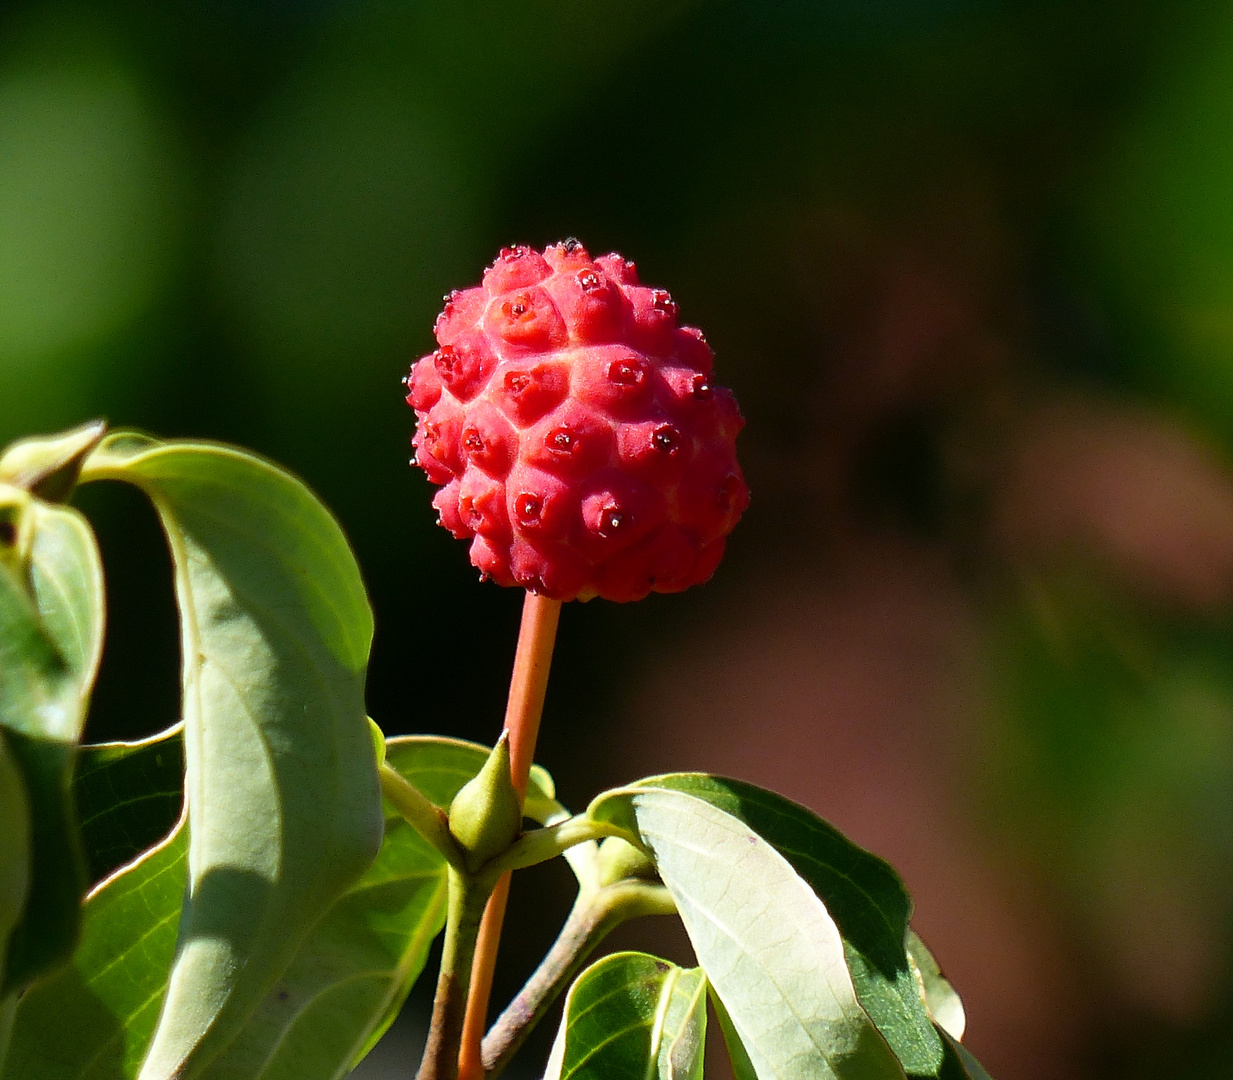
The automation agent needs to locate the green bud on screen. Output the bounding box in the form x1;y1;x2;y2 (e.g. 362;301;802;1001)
0;420;106;503
448;732;522;873
595;836;657;887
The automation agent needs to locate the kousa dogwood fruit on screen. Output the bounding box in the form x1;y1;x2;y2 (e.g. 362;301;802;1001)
405;240;748;601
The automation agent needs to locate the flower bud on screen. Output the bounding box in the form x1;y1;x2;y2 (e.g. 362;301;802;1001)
447;733;522;873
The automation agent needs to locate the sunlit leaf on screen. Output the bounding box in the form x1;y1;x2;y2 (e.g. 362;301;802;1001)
709;986;757;1080
0;420;105;504
597;773;941;1076
906;932;964;1043
81;434;383;1079
200;814;447;1080
542;952;707;1080
7;727;561;1079
590;784;906;1080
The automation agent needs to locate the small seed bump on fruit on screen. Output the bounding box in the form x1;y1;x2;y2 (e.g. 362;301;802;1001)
549;428;575;451
515;494;542;524
607;359;643;386
577;269;603;293
505;372;532;394
652;290;677;314
653;425;681;453
599;508;626;536
691;375;712;399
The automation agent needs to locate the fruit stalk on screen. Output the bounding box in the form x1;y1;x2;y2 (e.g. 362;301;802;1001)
415;869;491;1080
456;592;561;1080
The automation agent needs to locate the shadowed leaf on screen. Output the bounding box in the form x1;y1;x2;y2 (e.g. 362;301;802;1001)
0;495;103;995
72;726;184;887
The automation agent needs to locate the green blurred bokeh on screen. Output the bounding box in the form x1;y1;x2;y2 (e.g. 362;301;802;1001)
9;0;1233;1076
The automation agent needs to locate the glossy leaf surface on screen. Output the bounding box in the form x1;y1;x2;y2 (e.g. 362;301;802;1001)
590;784;907;1080
0;498;103;994
542;952;707;1080
81;434;383;1079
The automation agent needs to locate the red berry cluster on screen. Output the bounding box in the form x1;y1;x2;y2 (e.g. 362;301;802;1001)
405;240;748;602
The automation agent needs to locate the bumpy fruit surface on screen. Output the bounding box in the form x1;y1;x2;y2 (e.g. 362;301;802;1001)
405;240;748;602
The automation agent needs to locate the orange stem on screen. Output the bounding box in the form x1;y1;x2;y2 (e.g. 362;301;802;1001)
456;592;562;1080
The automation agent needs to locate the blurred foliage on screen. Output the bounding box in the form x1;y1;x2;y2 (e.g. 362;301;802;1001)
7;0;1233;1075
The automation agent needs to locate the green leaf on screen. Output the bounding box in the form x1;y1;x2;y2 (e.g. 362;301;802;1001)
938;1033;994;1080
199;812;448;1080
589;784;907;1080
72;725;185;887
0;498;103;994
357;734;560;1054
709;986;757;1080
80;434;383;1079
3;816;188;1080
383;734;558;823
6;734;455;1080
542;952;707;1080
609;774;943;1077
0;421;106;503
905;932;964;1043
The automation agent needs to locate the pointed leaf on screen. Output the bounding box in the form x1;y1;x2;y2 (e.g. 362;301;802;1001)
610;774;943;1076
589;786;906;1080
0;421;106;503
73;726;185;887
80;434;383;1079
905;933;964;1043
938;1033;994;1080
0;499;103;993
542;952;707;1080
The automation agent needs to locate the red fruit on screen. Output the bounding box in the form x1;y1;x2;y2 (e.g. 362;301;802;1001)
406;241;747;602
